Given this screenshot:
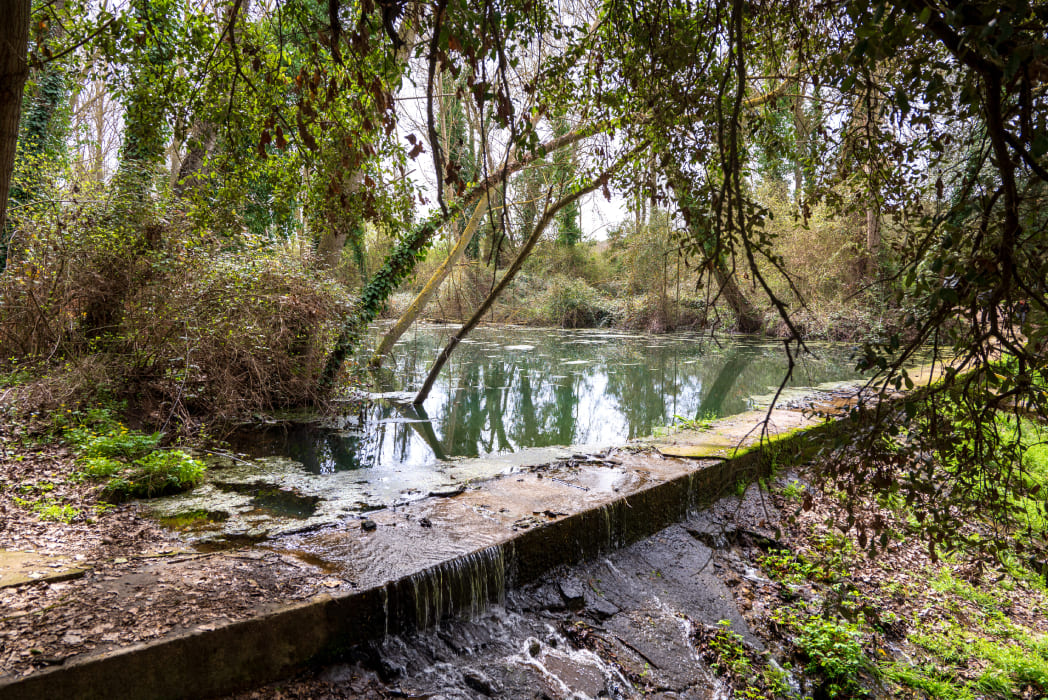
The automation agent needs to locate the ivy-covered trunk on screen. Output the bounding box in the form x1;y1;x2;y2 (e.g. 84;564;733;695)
318;120;617;390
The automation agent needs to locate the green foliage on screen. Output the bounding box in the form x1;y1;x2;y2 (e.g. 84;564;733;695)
793;615;868;694
884;662;972;700
761;537;854;587
838;395;1048;561
12;480;80;523
781;479;806;501
538;275;619;328
708;619;752;677
93;450;205;502
701;620;797;699
65;407;204;502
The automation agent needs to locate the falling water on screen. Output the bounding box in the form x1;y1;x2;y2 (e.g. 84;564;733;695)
397;544;507;631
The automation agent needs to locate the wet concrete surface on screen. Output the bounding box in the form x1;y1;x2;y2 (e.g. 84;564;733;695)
234;484;793;700
0;550;86;588
0;407;832;700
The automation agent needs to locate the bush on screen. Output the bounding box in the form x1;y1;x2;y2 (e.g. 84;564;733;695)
538;275;619;328
68;407;205;501
92;450;205;502
794;616;868;696
0;187;350;421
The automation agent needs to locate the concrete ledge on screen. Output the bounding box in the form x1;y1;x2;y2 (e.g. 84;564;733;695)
0;408;838;700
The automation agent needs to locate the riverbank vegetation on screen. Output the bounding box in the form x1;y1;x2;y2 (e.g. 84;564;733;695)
0;1;1045;692
0;0;1040;421
694;413;1048;699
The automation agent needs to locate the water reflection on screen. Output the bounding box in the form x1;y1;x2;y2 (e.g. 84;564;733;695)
242;327;864;473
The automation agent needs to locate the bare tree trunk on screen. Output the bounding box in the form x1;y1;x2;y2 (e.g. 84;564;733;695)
174;121;216;194
0;0;31;232
665;162;763;334
412;153;634;405
315;170;364;269
865;199;880;276
370;191;490;367
713;265;762;333
793;83;807;212
175;0;249;198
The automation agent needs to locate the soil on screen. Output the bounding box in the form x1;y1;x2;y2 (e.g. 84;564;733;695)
0;417;336;679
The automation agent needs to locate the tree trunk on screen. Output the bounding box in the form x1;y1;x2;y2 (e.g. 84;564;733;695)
174;0;249;198
793;83;807;211
413;160;628;405
314;8;419;270
369;191;490;367
713;265;762;333
0;0;31;233
318;120;616;390
174;120;216;195
665;162;763;334
865;199;880;277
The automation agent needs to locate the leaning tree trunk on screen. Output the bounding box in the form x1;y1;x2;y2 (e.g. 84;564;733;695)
318;120;617;389
369;191;490;367
0;0;31;233
665;162;763;334
412;152;636;405
713;265;763;333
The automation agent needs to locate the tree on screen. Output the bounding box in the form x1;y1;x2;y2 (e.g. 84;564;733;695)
0;0;32;234
412;150;637;405
3;0;70;270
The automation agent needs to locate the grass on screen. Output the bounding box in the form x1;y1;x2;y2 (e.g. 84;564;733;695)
11;480;81;523
743;405;1048;699
652;411;718;438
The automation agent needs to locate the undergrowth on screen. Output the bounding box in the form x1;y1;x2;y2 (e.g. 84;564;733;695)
60;406;205;501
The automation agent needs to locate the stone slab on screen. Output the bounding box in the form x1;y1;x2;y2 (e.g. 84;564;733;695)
0;550;87;589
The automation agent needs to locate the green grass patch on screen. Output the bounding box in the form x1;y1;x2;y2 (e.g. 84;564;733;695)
11;480;80;523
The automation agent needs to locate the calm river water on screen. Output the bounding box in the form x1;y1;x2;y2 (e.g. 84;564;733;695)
240;325;866;474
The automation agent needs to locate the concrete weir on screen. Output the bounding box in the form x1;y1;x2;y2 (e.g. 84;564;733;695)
0;407;835;700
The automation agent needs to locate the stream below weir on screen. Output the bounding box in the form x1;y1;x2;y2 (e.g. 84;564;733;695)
230;483;801;700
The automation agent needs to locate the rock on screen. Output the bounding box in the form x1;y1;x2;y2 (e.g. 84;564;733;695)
558;578;585;610
419;517;432;528
523;584;564;611
377;657;404;681
584;592;620;621
427;487;465;498
685;526;728;549
361;519;377;532
462;668;499;696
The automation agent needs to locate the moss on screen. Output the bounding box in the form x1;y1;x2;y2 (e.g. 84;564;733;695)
156;509;230;531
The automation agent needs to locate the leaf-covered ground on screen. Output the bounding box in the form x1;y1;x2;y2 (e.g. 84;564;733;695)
0;412;338;679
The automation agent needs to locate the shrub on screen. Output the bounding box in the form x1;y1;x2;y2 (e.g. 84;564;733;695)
794;616;867;696
94;450;205;502
68;407;205;501
0;189;350;421
539;275;619;328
